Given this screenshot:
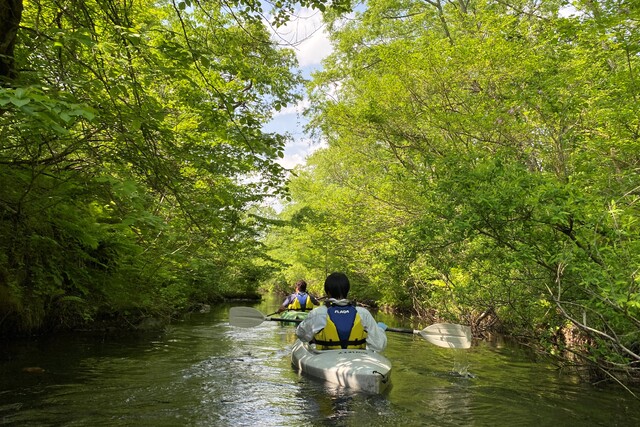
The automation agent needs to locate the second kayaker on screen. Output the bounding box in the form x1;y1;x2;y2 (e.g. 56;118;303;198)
277;279;320;313
295;272;388;352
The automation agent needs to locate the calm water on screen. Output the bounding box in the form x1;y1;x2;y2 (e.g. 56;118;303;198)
1;299;639;426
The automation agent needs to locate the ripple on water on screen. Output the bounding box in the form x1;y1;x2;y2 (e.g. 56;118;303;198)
2;308;640;426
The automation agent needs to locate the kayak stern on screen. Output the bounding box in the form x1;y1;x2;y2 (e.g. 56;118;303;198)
291;340;391;394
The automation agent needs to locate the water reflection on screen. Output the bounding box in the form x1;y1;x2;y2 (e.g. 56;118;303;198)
1;301;639;427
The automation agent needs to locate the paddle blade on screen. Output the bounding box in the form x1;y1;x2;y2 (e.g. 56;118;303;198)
419;323;472;349
229;307;267;328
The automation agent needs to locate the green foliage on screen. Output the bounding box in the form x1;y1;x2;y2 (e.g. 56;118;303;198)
0;0;332;334
265;0;640;383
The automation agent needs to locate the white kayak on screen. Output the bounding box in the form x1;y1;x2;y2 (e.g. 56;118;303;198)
291;339;392;394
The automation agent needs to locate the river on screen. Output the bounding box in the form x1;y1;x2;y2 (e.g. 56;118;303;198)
1;299;639;426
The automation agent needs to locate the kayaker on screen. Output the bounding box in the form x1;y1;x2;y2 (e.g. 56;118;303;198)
295;272;387;352
277;279;319;313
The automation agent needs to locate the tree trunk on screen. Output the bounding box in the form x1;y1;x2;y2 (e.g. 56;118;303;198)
0;0;23;82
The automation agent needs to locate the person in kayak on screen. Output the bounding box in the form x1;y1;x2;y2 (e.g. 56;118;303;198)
295;272;387;352
277;279;319;313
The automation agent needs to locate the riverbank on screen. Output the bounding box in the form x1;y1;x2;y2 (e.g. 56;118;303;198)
0;294;262;340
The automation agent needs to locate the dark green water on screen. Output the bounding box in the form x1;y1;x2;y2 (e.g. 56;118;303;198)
1;299;639;426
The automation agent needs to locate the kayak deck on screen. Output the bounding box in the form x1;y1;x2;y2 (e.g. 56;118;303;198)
291;340;392;394
279;310;309;325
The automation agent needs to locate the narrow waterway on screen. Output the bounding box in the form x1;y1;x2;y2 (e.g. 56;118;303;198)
1;299;638;426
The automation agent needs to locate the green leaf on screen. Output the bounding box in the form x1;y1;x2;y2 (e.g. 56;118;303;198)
10;97;30;107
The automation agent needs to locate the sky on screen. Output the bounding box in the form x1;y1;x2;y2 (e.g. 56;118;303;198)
257;4;582;212
262;3;581;172
262;7;334;170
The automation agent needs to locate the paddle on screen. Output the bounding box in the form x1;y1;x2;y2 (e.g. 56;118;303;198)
229;306;302;328
385;325;471;349
229;307;472;349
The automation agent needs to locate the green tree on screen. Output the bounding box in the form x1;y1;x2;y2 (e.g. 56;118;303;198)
269;0;640;384
0;0;349;334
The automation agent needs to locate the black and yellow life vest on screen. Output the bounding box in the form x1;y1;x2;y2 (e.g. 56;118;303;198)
287;292;315;311
313;305;367;350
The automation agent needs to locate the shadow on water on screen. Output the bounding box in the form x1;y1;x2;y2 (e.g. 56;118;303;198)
1;298;640;426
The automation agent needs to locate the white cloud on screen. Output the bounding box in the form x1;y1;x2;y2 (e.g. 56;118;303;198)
262;8;335;176
277;137;326;170
273;97;310;118
270;8;332;67
558;5;579;17
278;150;308;170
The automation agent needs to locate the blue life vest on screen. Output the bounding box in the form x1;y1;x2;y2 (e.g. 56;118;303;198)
288;292;314;311
313;305;367;350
